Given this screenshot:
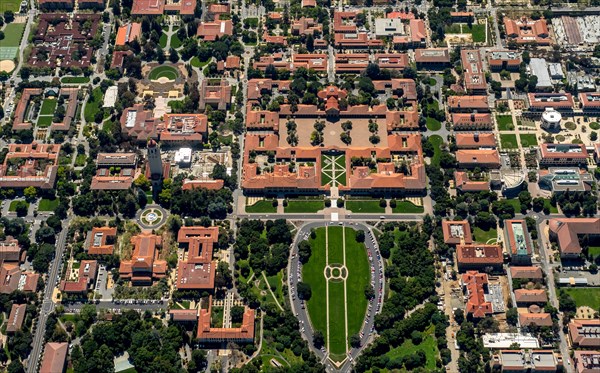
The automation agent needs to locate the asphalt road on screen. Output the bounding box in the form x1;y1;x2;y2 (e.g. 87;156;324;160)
288;221;384;372
235;213;424;221
27;218;71;373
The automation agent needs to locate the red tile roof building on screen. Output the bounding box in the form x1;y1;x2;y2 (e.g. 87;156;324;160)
386;11;415;20
457;244;503;272
538;143;588;167
510;266;543;279
40;342;68;373
292;17;322;35
447;95;490;112
374;53;410;71
455;171;490;192
456;149;501;169
182;179;225;190
30;14;100;69
503;220;533;265
461;49;487;94
549;218;600;258
132;0;196;15
528;93;574;111
0;263;38;293
461;271;493;318
120;104;158;142
574;350;600;373
442;220;473;245
176;226;219;290
568;319;600;348
253;53;328;73
504;17;551;45
334;53;370;73
208;3;229;20
0;237;22;265
199;80;231;110
6;304;27;334
87;227;117;255
157;113;208;145
514;289;548;305
12;88;77;132
452;113;493;130
455;133;496;149
197;20;233;41
0;143;60;189
91;153;138;191
119;233;167;285
414;48;451;70
488;50;521;72
579;92;600;112
197;300;255;343
333;11;384;48
115;23;141;46
519;312;553;327
59;260;98;294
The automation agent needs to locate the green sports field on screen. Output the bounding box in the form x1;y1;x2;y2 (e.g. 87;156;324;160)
303;226;370;361
148;65;179;80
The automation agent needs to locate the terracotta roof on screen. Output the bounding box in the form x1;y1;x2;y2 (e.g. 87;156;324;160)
373;78;416;100
91;176;134;190
225;55;241;69
528;93;574;109
386;11;415;20
447;95;489;111
414;48;450;64
504;220;533;258
182;179;224;190
457;244;503;268
197;301;255;342
157;113;208;143
170;308;198;321
87;227;117;255
115;23;141;46
579;92;600;109
0;143;60;189
176;226;219;290
0;236;22;265
442;220;473;245
455;133;496;149
454;171;490;192
452;113;493;129
574;350;600;373
199;80;231;110
373;53;410;71
514;289;548;304
197;20;233;40
456;149;501;168
548;218;600;255
539;143;588;161
568;319;600;348
97;153;137;167
504;17;551;45
409;19;426;44
519;312;553;327
301;0;316;6
461;50;487;92
119;233;166;284
461;271;493;318
120;104;158;141
40;342;68;373
510;266;543;279
6;304;27;333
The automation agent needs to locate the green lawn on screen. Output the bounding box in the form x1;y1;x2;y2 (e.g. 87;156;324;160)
426;117;441;131
587;246;600;259
40;99;57;115
190;56;210;68
321;154;346;187
159;32;168;48
344;228;369;342
1;23;26;47
284;200;324;213
544;199;558;214
148;65;179;80
303;227;369;359
304;228;328;343
471;24;487;43
345;200;385;213
500;133;518;149
428;135;443;166
61;76;90;84
170;33;182;48
519;134;538;147
245;200;277;213
504;198;523;212
84;87;105;123
392;201;424;214
1;0;22;11
472;226;497;244
562;288;600;311
37;116;53;127
74;154;87;167
9;200;28;212
496;115;514;131
386;325;439;370
38;198;59;211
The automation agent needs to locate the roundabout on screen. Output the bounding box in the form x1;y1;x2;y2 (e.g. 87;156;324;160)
137;205;168;229
289;222;385;370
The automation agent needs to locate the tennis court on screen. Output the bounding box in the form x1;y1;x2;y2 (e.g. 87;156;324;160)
0;47;19;60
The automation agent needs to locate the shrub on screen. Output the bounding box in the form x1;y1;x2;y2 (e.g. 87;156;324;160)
379;198;387;208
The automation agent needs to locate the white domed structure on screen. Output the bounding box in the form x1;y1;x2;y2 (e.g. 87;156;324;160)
541;108;562;131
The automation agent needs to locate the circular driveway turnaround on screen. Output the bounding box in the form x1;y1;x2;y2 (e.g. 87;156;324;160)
288;222;385;372
137;205;168;230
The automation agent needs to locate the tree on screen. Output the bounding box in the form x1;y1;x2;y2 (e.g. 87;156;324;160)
350;334;361;348
134;174;151;191
356;230;365;243
410;330;423;344
313;330;324;348
169;48;179;63
364;285;375;300
506;307;518;326
24;186;37;201
298;240;312;264
7;360;25;373
297;282;312;300
15;201;28;217
36;226;56;244
188;349;207;372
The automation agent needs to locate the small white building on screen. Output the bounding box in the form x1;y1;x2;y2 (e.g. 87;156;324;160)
541;108;562;131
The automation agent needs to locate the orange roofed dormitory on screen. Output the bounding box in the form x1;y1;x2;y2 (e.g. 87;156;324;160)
87;227;117;255
461;271;493;318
